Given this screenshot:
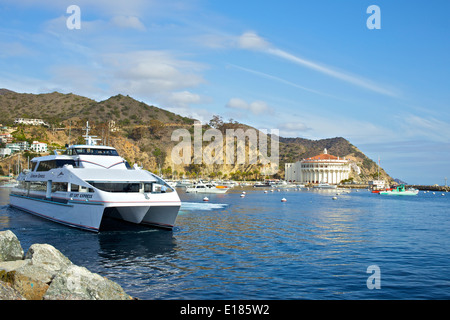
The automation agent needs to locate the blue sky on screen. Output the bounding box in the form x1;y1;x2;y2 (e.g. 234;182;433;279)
0;0;449;185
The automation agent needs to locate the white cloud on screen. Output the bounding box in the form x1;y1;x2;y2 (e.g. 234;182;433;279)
110;16;146;31
278;122;310;137
238;31;270;50
226;98;272;115
102;50;206;96
166;90;205;107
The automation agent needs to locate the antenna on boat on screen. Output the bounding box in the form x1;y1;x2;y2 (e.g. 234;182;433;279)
82;121;101;146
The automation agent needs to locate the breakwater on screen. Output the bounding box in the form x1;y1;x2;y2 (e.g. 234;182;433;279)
406;185;450;192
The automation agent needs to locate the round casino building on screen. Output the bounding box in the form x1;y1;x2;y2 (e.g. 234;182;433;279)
285;149;351;185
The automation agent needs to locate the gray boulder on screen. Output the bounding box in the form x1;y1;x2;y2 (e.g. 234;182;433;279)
44;265;132;300
23;243;73;284
0;230;24;262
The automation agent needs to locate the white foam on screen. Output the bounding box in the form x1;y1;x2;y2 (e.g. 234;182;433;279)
180;202;228;211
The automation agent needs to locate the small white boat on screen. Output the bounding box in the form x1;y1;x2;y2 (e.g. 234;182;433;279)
185;181;228;194
314;183;337;189
218;180;237;188
175;179;193;188
272;181;296;188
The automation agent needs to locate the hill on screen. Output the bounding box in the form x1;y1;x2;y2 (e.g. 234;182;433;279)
0;89;392;183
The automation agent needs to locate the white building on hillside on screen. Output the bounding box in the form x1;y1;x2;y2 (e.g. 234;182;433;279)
6;141;29;153
0;148;11;157
14;118;49;127
30;141;48;153
285;148;351;184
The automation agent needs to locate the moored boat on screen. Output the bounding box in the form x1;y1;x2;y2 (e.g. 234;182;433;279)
313;183;337;189
185;181;228;194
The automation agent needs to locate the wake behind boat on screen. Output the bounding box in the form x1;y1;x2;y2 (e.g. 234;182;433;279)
9;122;181;232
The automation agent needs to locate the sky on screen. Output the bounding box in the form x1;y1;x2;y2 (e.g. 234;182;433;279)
0;0;449;185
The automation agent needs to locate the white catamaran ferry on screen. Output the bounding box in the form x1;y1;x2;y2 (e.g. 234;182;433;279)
9;123;181;232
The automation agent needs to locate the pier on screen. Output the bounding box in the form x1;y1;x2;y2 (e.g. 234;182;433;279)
406;185;450;192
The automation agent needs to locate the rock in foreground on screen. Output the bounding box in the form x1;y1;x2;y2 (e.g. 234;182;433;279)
0;230;133;300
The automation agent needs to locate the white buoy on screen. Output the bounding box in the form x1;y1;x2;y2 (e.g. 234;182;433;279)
281;198;287;202
240;194;245;198
442;193;445;196
242;191;246;194
332;196;338;200
264;190;268;193
203;197;209;201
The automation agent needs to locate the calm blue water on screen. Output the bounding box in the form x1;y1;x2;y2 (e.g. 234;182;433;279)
1;186;449;299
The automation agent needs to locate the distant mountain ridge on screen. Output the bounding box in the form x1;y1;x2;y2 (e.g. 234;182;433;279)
0;89;392;182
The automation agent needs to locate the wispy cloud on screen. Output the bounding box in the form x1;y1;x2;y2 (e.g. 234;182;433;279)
226;98;272;116
398;114;450;142
237;31;399;98
110;16;146;31
228;64;338;98
277;121;311;137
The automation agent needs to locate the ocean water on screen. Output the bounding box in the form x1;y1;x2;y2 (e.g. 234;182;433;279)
0;186;449;300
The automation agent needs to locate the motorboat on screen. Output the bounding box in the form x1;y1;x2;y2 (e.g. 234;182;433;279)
271;180;296;188
185;181;228;194
313;183;337;189
253;182;272;188
216;180;237;188
175;179;193;188
379;184;418;196
9;122;181;232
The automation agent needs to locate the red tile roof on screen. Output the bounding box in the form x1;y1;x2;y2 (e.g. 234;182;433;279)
304;153;339;161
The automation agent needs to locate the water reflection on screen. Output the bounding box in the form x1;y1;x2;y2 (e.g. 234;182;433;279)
98;220;177;262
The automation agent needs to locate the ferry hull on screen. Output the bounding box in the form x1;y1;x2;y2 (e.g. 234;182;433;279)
141;204;180;229
9;194;104;232
10;194;181;231
113;204;180;228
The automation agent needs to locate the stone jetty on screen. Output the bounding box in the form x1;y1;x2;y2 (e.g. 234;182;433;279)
0;230;133;300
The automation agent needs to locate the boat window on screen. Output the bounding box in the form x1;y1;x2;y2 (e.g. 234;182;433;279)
37;160;54;171
144;183;152;193
89;182;141;193
74;148;119;156
36;160;77;171
52;182;68;192
70;183;93;193
29;181;47;191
